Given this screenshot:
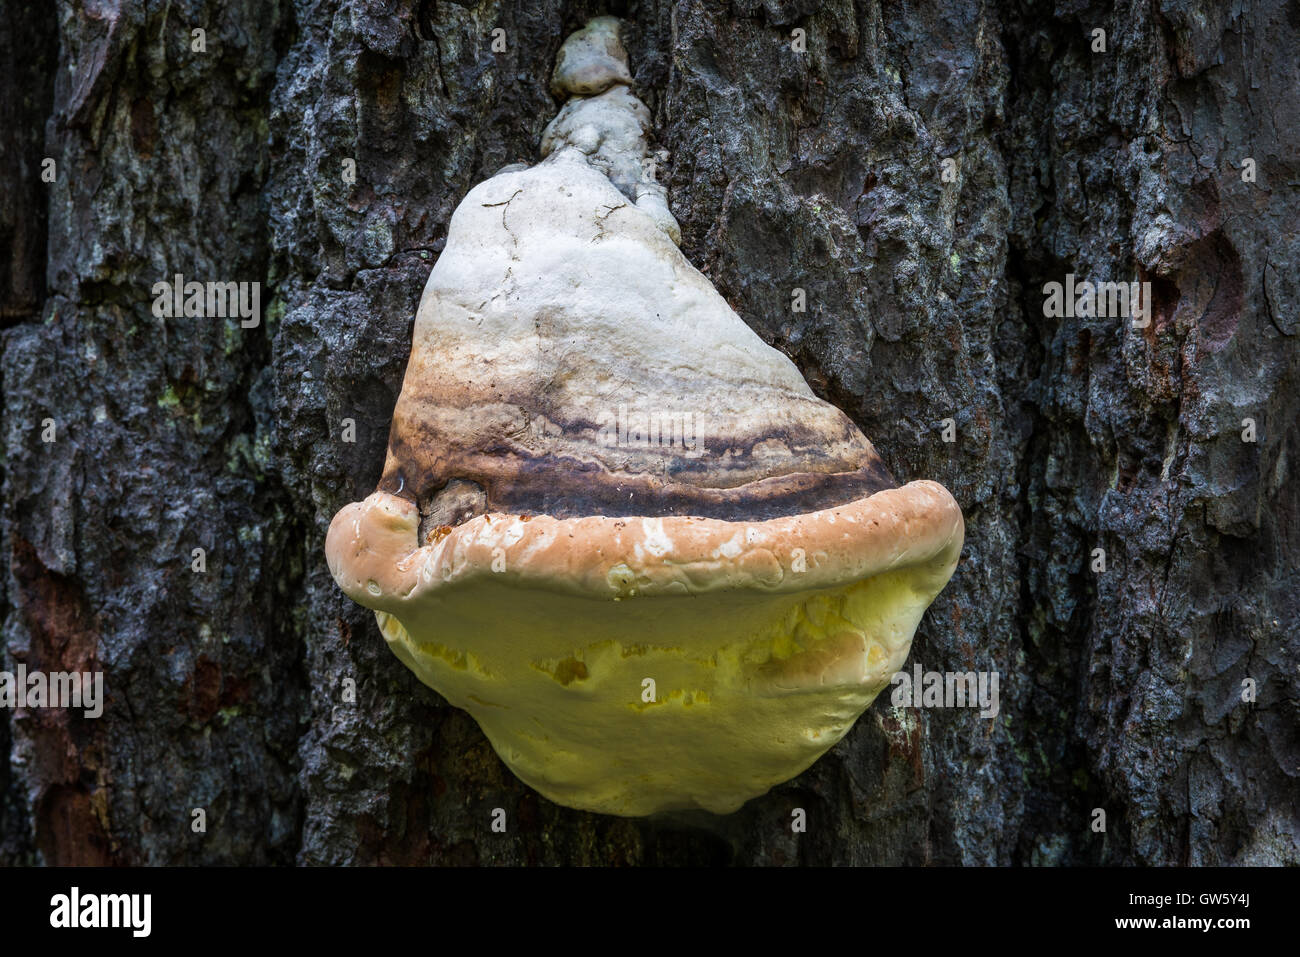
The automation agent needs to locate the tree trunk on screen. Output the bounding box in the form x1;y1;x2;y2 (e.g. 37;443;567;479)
2;0;1296;865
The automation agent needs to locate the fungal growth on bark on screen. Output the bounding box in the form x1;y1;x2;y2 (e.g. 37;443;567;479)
326;17;963;817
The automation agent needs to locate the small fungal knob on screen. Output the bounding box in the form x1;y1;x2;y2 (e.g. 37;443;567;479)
540;17;678;243
551;16;634;97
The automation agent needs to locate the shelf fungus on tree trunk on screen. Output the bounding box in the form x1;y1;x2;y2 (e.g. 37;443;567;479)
326;16;963;817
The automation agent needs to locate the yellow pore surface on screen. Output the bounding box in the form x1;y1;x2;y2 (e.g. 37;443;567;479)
373;566;934;816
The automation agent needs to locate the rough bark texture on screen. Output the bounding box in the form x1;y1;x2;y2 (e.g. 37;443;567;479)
1;0;1296;865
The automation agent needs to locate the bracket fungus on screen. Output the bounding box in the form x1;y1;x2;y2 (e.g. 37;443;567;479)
326;17;963;817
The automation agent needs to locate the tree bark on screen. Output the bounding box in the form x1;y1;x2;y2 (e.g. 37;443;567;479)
1;0;1296;865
